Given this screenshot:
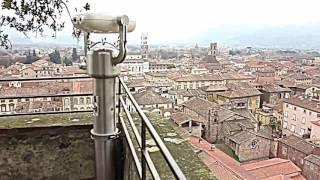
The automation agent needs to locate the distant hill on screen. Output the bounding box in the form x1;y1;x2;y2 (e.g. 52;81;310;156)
5;23;320;50
188;24;320;50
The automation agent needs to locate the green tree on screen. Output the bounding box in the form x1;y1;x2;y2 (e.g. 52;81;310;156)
32;49;36;57
0;0;90;49
64;57;73;66
167;64;176;69
71;48;78;62
49;50;61;64
25;50;40;64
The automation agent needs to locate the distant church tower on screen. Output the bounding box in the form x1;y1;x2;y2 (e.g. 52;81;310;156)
209;42;218;57
141;33;149;60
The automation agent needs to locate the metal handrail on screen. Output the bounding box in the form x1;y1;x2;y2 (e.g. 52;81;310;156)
119;78;186;180
119;115;142;179
120;96;161;180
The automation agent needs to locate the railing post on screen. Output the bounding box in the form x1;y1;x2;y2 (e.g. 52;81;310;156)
141;120;147;180
87;50;120;180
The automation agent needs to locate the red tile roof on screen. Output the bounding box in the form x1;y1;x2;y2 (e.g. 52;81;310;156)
188;136;257;180
242;158;302;179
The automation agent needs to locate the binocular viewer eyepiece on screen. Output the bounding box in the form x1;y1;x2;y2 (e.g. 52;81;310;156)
72;13;136;33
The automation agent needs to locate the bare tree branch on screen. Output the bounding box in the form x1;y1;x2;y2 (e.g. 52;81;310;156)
0;0;90;49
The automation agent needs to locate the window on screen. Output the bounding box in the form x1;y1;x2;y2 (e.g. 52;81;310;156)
183;85;187;89
282;147;288;155
293;114;296;121
9;104;14;112
1;104;6;112
309;111;312;116
303;109;306;114
80;97;84;104
284;111;288;118
300;159;304;165
64;98;70;106
290;124;296;132
294;106;297;110
0;100;5;103
73;97;78;105
286;103;289;108
302;117;306;124
86;97;91;104
300;128;305;135
310;163;314;170
9;100;13;102
283;121;288;129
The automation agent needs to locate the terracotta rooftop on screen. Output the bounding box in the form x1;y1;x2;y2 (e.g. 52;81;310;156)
229;131;257;144
286;73;311;80
222;73;255;81
182;97;218;117
284;96;320;113
223;119;255;133
189;136;256;180
170;74;223;82
304;154;320;166
279;134;316;154
263;175;290;180
261;85;291;93
202;85;228;92
242;158;303;179
171;112;192;125
133;90;172;105
171;89;206;97
216;88;262;99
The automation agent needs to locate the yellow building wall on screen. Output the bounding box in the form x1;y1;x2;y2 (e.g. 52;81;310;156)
248;96;260;112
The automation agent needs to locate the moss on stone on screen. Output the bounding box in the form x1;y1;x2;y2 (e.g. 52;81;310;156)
126;113;216;179
0;113;93;129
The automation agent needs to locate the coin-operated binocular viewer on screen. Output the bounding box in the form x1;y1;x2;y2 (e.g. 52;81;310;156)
73;13;136;180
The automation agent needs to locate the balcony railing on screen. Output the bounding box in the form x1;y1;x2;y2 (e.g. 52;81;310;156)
0;76;186;179
118;78;186;180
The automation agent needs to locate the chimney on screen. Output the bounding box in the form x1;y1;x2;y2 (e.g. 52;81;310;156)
238;123;247;131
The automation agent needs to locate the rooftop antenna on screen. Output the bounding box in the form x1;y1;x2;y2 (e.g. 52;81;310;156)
73;13;136;180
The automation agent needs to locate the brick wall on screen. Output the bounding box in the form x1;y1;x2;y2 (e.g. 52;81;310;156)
277;142;307;169
303;160;320;180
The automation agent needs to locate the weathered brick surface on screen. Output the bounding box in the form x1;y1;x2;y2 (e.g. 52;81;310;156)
0;125;95;180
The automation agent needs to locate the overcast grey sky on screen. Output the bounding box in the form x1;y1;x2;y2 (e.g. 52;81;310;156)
2;0;320;45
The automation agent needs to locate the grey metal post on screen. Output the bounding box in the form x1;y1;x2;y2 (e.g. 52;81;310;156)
88;50;120;180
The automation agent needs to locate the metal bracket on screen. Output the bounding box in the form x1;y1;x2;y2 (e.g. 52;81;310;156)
90;128;121;140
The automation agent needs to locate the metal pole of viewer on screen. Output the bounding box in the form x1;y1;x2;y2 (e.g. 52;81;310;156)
87;19;128;180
